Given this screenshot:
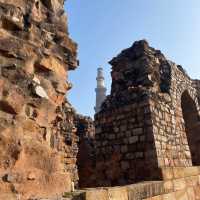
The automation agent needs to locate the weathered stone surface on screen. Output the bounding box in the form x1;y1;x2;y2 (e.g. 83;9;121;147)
34;85;49;99
0;0;79;199
38;56;67;78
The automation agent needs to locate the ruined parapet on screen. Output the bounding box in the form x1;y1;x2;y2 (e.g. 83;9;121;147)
0;0;79;199
93;40;200;186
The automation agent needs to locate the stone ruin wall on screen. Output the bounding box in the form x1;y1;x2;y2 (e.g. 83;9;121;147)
0;0;96;198
78;40;200;200
0;0;91;199
152;62;200;168
90;40;200;188
79;45;200;199
94;99;159;186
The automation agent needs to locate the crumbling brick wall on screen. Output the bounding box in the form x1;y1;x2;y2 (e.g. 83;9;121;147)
93;40;200;187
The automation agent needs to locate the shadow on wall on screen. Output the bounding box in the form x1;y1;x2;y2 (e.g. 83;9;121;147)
181;90;200;166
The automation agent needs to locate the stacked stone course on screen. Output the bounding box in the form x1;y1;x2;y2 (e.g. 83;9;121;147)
94;100;159;186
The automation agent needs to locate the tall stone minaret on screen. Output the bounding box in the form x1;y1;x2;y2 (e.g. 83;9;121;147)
95;67;107;113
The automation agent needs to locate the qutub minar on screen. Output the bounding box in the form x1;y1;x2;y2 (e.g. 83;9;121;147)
95;67;107;113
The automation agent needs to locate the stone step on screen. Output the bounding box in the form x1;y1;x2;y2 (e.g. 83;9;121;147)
62;191;85;200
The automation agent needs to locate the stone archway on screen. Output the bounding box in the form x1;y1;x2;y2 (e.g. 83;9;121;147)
181;91;200;165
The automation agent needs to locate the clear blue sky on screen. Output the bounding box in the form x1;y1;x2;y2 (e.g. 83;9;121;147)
65;0;200;117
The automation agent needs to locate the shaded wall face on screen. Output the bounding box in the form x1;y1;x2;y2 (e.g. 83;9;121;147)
181;91;200;166
74;115;95;188
194;80;200;106
92;101;161;187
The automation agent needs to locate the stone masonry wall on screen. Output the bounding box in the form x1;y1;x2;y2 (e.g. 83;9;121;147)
92;40;200;187
151;62;200;168
94;100;160;186
0;0;79;199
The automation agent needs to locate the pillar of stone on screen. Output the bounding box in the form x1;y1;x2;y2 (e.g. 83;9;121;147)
95;68;107;113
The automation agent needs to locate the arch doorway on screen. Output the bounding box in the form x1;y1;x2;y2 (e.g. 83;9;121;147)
181;91;200;165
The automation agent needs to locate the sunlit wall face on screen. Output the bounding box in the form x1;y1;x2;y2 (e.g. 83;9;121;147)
65;0;200;116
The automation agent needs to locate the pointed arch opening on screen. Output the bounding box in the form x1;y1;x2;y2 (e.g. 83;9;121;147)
181;91;200;165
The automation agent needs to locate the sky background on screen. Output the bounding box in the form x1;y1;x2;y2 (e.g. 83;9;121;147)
65;0;200;117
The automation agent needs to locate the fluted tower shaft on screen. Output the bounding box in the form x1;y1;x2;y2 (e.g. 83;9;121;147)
95;68;107;113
